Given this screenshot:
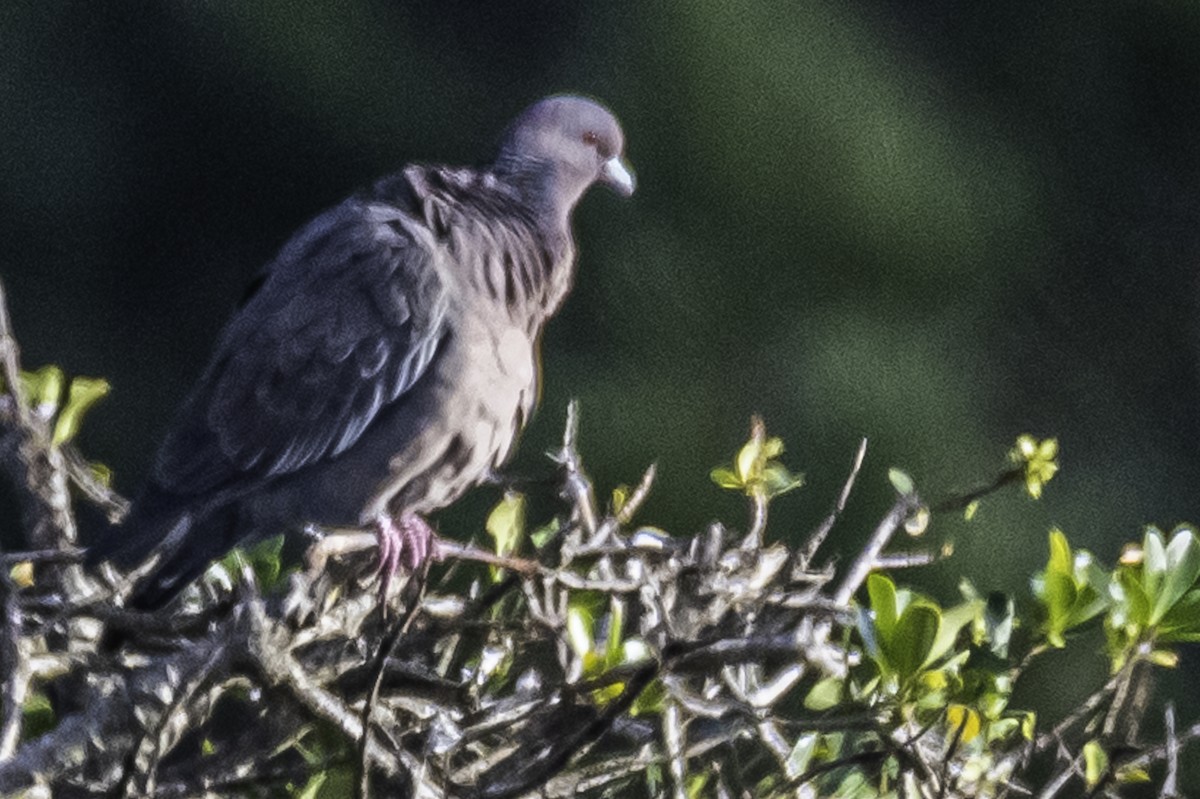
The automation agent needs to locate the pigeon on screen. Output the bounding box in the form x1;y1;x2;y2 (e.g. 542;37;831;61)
87;94;634;609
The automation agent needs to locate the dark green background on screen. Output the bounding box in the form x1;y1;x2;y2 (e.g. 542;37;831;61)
4;0;1199;726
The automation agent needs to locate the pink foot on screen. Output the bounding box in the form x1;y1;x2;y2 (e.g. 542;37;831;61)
374;512;440;602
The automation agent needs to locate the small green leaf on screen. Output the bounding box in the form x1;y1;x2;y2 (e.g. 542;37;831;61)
9;561;33;589
1047;529;1072;575
1156;588;1200;642
786;732;820;775
21;692;55;739
804;677;843;710
610;484;629;515
88;461;113;487
20;365;64;415
1149;526;1200;625
946;704;982;744
709;466;742;490
630;678;666;716
1142;527;1167;599
605;600;625;664
51;376;110;445
736;437;761;483
1146;649;1179;667
529;518;560;549
867;574;899;642
1083;740;1108;788
485;491;526;557
1041;571;1076;647
887;601;941;679
926;600;982;667
1114;765;1152;784
566;603;594;659
888;468;914;495
1021;711;1037;741
685;772;710;799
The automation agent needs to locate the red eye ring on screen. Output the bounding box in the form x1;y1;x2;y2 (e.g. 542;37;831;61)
582;131;599;146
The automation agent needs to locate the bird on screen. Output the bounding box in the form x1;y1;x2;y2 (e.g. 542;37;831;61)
87;94;635;610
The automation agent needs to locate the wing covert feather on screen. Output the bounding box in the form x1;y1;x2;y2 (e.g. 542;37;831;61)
151;200;448;496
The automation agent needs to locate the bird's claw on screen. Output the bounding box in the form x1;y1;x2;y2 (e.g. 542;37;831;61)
374;512;439;608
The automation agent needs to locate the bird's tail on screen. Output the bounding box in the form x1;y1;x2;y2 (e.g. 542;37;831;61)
85;490;236;610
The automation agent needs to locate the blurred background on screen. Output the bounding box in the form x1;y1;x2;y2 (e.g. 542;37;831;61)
3;0;1198;728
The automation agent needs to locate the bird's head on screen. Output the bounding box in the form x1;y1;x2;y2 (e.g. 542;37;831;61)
495;95;635;213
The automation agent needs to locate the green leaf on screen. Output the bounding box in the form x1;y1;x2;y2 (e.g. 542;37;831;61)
630;678;666;716
1041;571;1077;648
605;600;625;665
946;704;982;743
709;466;742;490
804;677;843;711
887;601;941;679
760;463;805;497
1142;527;1167;603
485;491;526;557
786;732;820;776
1114;565;1151;629
292;765;356;799
1047;529;1072;575
1083;740;1108;788
685;773;710;799
20;365;64;415
529;518;560;549
867;574;898;642
219;535;286;593
51;376;110;445
1156;588;1200;642
736;437;761;483
1149;526;1200;625
887;468;914;495
21;692;55;739
926;600;982;667
566;602;594;660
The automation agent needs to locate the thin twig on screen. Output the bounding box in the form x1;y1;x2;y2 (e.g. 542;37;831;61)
0;572;26;760
833;493;916;605
0;280;29;426
800;437;867;564
1161;702;1179;799
553;400;599;539
357;561;431;799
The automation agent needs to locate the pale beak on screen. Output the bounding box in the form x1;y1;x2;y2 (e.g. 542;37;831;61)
600;156;636;197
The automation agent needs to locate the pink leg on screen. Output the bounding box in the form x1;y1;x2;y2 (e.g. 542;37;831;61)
374;512;441;602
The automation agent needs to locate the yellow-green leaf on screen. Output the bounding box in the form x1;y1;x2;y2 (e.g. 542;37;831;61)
946;704;982;744
9;562;33;589
1083;740;1108;788
888;468;914;495
485;491;526;557
20;365;64;415
566;603;594;660
805;677;843;710
52;376;110;445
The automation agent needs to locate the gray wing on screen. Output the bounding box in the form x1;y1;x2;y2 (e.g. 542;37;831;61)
151;199;448;499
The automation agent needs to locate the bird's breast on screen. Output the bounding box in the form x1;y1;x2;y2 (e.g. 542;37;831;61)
361;317;538;520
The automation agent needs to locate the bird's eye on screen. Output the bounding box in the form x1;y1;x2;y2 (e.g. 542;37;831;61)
582;131;599;147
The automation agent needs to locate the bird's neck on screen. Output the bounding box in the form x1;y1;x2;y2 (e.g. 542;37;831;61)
492;157;587;230
403;165;577;323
